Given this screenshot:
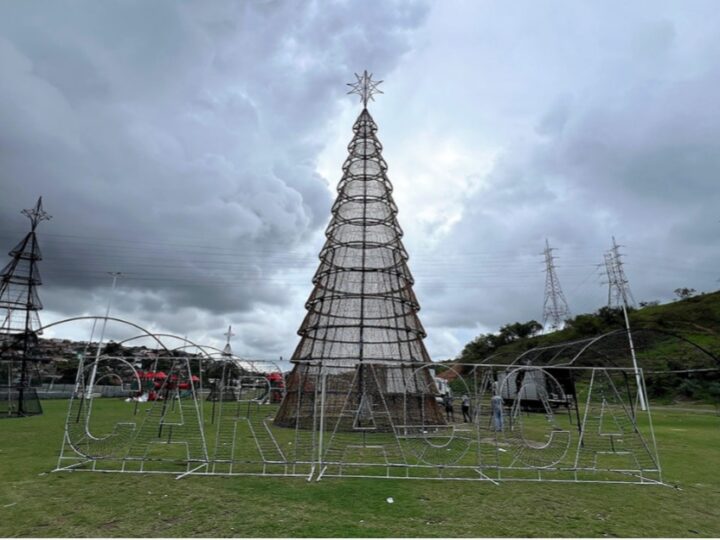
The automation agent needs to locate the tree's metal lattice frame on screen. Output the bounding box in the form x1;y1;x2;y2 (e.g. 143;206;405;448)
275;76;445;429
0;197;51;417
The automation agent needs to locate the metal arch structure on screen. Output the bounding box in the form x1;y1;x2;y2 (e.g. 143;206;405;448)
43;315;298;479
224;360;664;484
46;316;209;477
560;327;720;369
42;318;666;484
475;327;719;371
126;336;285;377
114;332;286;394
114;331;220;426
38;316;172;352
1;315;175;419
34;319;667;484
116;332;216;358
464;327;719;422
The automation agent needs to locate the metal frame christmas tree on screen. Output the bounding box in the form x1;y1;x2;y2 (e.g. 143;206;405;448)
274;72;444;429
0;197;50;417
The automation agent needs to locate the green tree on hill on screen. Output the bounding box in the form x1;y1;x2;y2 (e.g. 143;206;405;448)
674;287;697;300
458;320;542;363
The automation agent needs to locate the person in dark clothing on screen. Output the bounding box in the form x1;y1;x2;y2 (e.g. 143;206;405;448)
461;394;471;422
443;393;455;422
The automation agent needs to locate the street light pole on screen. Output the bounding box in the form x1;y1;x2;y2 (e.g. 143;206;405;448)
86;272;122;397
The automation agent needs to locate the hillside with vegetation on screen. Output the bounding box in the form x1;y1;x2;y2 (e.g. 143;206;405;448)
453;290;720;402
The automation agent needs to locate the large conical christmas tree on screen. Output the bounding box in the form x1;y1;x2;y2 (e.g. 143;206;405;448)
0;197;50;417
274;73;444;429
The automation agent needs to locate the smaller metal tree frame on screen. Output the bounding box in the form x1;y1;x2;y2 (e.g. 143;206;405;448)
0;197;51;417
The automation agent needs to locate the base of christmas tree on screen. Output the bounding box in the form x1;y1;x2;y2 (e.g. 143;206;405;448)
274;362;446;431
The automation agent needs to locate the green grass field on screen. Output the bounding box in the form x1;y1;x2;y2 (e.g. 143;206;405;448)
1;400;719;537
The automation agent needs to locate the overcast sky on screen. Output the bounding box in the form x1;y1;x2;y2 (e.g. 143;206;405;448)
1;0;719;364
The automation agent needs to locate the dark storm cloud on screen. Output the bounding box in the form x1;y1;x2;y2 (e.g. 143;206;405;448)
412;6;720;344
3;0;719;361
0;0;430;351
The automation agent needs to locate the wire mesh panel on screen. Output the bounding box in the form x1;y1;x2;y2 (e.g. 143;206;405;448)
317;364;409;480
53;356;663;484
573;368;660;476
209;372;314;478
312;363;662;484
56;354;208;477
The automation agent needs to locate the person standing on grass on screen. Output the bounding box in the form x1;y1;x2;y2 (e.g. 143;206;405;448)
491;392;504;432
461;394;471;422
443;392;455;422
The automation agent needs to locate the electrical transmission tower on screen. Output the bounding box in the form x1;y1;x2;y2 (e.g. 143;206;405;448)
603;236;646;410
602;252;617;306
0;197;51;417
542;239;571;331
605;236;636;308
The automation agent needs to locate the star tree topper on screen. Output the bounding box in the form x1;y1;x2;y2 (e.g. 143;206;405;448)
22;197;51;231
347;70;383;108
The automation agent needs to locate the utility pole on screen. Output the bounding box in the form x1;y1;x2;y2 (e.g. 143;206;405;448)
605;238;646;411
542;239;571;332
86;272;122;397
603;252;616;306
